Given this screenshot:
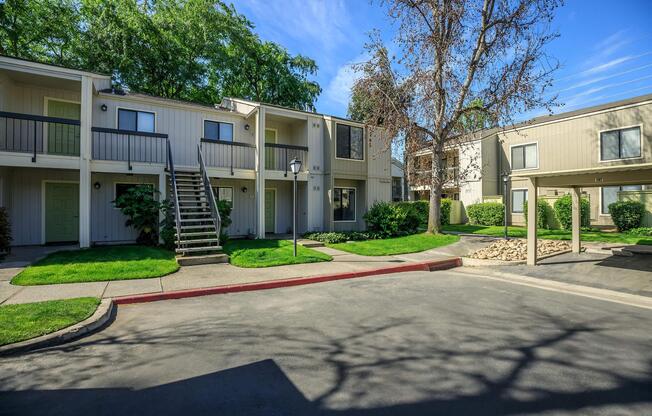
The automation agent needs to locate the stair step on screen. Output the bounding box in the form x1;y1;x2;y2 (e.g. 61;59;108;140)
180;238;220;245
178;218;215;223
176;253;229;266
176;245;223;254
176;231;219;237
180;224;217;230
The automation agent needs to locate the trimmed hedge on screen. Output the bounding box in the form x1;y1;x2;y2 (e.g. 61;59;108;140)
364;201;420;237
553;194;590;230
524;199;552;229
608;200;645;232
466;202;504;226
627;227;652;236
395;199;451;226
303;231;384;244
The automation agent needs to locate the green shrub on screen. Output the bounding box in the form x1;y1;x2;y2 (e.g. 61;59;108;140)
553;195;590;230
608;200;645;232
396;199;451;227
217;200;233;243
114;185;162;245
466;202;504;226
524;199;551;229
303;231;384;244
364;201;420;237
627;227;652;236
0;207;11;255
159;200;176;250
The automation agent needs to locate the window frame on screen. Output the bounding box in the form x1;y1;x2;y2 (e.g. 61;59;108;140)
598;125;643;162
335;123;365;161
212;186;234;208
599;185;643;215
203;119;235;142
116;107;156;133
333;187;357;222
511;188;528;214
509;142;539;171
113;182;156;209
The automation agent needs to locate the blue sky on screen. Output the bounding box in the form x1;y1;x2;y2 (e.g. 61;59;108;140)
232;0;652;120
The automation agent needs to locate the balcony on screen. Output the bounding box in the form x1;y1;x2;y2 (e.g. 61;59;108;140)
0;111;81;160
200;139;256;173
264;143;308;176
91;127;168;170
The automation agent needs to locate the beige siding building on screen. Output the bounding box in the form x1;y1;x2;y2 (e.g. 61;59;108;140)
0;56;392;250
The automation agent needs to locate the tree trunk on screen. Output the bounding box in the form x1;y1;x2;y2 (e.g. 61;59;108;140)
427;146;444;234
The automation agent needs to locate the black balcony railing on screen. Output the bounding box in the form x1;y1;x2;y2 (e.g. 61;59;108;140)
0;111;81;161
265;143;308;176
91;127;168;170
200;138;256;174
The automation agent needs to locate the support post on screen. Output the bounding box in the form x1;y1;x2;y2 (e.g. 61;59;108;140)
158;172;167;244
526;177;538;266
571;186;582;254
255;107;266;238
78;75;93;248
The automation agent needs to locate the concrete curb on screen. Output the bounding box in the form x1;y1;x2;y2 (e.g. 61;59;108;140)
0;298;114;356
114;257;463;305
456;267;652;310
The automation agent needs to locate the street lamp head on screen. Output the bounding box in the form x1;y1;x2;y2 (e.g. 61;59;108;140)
502;174;509;182
289;158;302;175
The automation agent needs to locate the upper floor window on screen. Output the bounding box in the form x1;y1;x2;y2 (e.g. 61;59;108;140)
511;143;538;170
118;109;155;133
204;120;234;142
336;124;364;160
600;126;641;161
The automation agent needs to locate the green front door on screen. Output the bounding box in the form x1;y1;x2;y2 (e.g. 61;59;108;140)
45;182;79;243
265;189;276;233
47;100;81;156
265;129;277;170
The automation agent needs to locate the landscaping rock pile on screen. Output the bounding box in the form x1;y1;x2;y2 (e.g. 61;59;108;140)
469;239;571;261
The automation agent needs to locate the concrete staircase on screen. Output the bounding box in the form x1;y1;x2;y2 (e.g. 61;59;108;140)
170;170;228;266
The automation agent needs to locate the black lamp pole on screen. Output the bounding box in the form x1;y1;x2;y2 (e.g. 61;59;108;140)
503;174;509;240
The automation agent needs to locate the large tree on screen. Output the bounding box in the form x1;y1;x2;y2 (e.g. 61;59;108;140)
0;0;321;110
352;0;560;232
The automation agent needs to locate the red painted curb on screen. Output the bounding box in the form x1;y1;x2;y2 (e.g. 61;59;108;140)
113;257;462;305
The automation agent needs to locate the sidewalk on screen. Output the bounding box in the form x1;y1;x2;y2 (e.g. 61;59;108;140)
0;242;479;305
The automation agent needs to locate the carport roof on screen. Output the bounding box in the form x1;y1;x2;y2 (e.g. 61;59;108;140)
511;162;652;187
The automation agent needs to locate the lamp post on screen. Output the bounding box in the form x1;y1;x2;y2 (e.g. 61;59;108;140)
289;158;302;256
502;173;509;240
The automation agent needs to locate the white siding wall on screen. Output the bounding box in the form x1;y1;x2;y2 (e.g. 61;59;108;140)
209;178;257;236
307;115;324;232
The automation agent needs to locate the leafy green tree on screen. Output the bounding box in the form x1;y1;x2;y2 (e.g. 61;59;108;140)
0;0;321;110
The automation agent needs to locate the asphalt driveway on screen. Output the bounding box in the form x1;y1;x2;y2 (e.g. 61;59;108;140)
1;270;651;415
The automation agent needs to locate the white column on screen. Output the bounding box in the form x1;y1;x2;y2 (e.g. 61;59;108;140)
255;107;266;238
158;172;167;244
79;75;93;248
526;177;538;266
571;186;581;253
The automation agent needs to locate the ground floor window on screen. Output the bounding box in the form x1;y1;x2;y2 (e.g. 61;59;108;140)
601;185;642;214
114;182;154;201
212;186;234;206
334;187;356;221
511;189;528;213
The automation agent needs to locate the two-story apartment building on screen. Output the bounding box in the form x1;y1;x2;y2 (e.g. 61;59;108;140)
409;93;652;264
0;56;391;253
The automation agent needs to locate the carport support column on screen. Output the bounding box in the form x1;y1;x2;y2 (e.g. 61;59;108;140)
571;187;582;253
79;75;93;248
255;107;266;239
526;177;538;266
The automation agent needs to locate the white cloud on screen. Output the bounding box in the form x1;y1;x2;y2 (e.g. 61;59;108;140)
322;53;368;110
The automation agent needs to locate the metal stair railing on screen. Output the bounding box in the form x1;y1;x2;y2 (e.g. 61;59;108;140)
166;140;182;249
198;143;222;246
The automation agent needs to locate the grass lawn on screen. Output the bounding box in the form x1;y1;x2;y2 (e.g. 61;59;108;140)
223;239;332;268
0;297;100;346
443;224;652;245
12;246;179;286
328;233;460;256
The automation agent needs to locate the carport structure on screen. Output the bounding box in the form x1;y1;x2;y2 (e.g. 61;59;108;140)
513;162;652;265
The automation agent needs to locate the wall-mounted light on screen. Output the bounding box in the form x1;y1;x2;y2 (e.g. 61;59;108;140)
244;124;250;131
93;182;101;190
100;104;108;112
241;186;248;193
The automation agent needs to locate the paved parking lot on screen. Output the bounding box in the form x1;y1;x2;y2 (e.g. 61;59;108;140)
1;270;651;415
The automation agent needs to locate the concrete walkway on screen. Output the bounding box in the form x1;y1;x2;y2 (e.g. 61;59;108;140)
0;238;491;305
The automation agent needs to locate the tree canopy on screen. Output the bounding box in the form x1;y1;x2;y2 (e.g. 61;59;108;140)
0;0;321;110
